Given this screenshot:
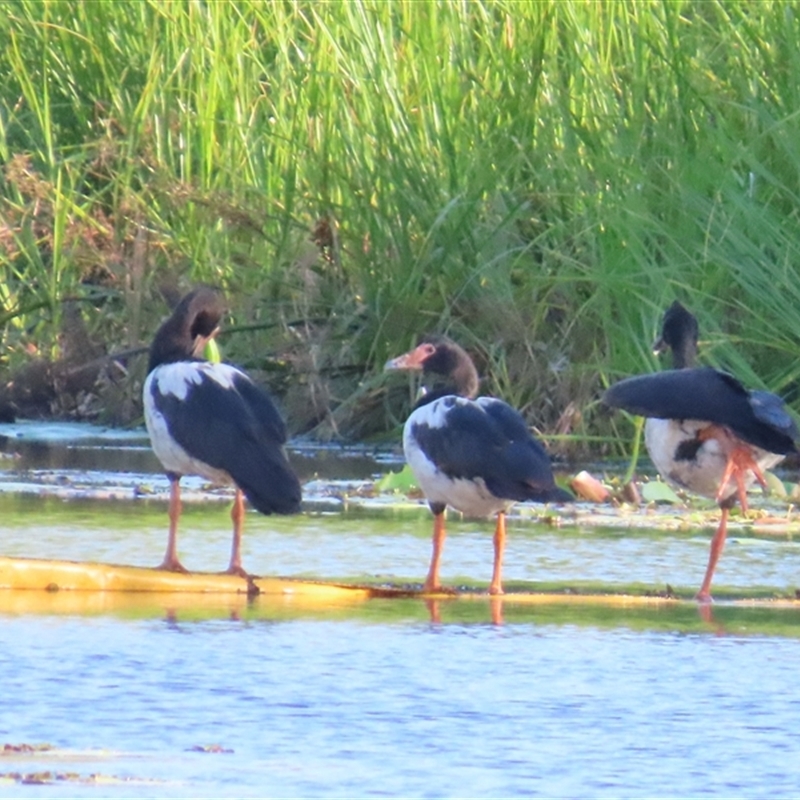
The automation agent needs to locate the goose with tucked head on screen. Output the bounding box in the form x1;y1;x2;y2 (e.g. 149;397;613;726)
143;288;302;576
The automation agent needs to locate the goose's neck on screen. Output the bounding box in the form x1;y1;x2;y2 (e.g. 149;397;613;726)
412;365;479;410
450;358;479;399
671;339;697;370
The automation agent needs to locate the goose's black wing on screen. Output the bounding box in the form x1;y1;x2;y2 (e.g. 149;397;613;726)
411;396;571;503
151;363;301;514
604;367;798;455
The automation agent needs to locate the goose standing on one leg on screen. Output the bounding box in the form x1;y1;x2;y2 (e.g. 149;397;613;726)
385;335;571;595
143;288;302;576
604;301;798;601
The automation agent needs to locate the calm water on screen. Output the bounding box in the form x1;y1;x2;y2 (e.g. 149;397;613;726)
4;613;800;797
1;422;800;797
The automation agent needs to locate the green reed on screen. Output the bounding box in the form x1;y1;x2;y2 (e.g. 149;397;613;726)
1;0;800;446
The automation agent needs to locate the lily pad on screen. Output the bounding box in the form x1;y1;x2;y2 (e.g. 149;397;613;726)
764;470;788;498
374;464;418;494
640;480;681;504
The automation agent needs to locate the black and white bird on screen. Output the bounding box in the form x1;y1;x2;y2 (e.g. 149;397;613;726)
143;288;302;576
385;335;571;595
604;301;799;600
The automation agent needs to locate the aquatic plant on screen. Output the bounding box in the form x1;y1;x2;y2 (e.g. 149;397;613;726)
1;1;799;450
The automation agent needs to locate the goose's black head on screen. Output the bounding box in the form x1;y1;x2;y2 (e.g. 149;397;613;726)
653;300;699;369
385;335;480;403
148;287;225;372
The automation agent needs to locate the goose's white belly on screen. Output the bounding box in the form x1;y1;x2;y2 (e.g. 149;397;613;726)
143;367;233;485
402;405;511;518
644;418;782;501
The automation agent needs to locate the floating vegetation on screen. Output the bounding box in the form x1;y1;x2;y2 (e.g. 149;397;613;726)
187;744;234;754
0;744;173;787
2;743;53;755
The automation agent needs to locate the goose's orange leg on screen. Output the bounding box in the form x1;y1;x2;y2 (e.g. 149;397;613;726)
697;507;729;602
423;510;446;593
697;426;767;510
225;489;249;577
490;511;506;595
715;446;767;511
693;430;771;602
159;475;188;572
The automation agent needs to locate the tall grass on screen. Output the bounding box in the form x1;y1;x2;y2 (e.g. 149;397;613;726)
1;0;800;449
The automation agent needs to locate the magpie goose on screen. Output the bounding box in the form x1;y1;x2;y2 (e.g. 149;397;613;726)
385;335;571;595
604;301;798;600
143;288;302;575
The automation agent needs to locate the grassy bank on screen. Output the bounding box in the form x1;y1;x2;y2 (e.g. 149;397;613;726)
1;0;799;453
